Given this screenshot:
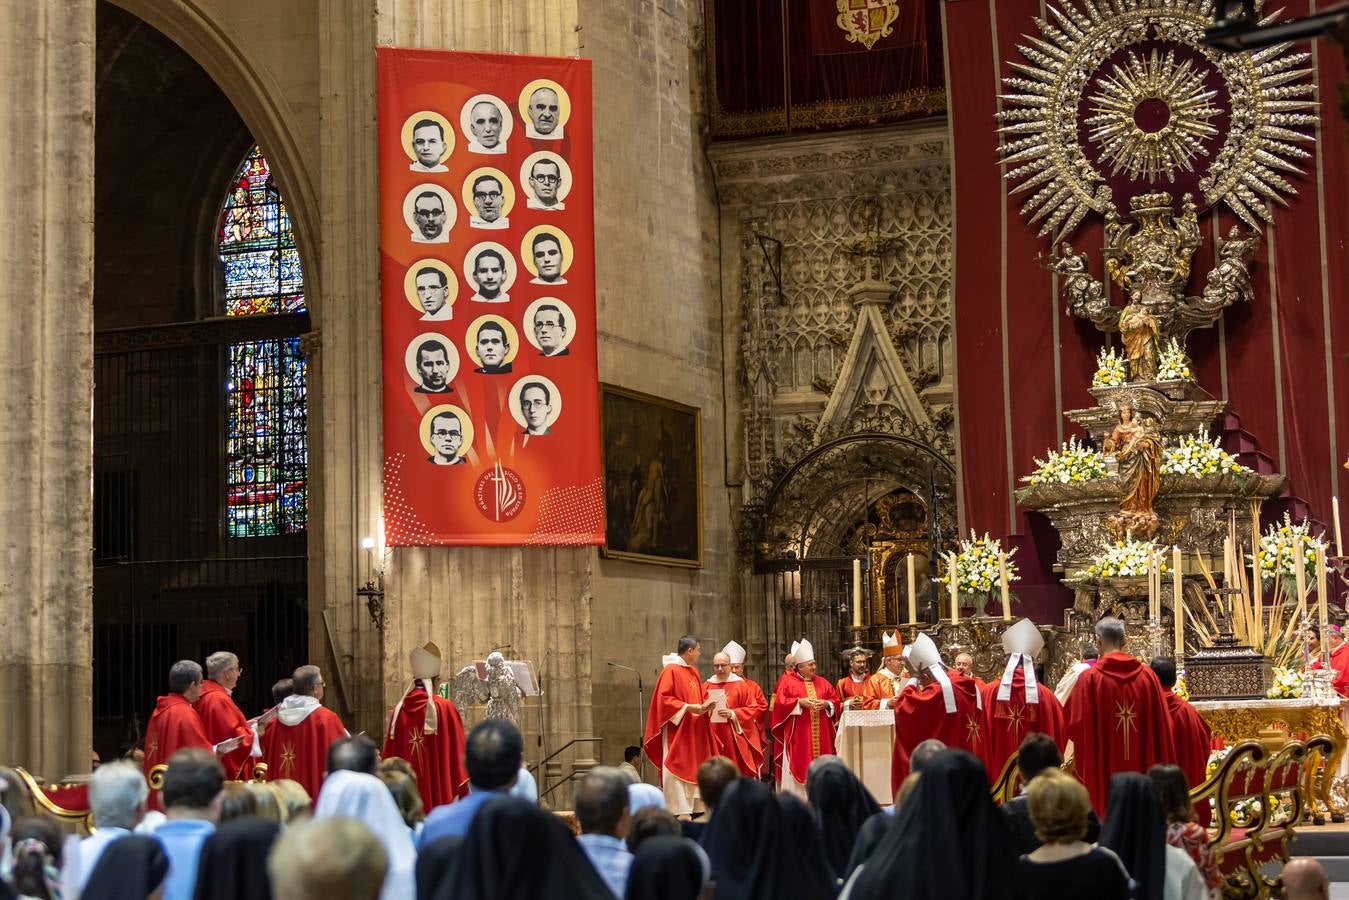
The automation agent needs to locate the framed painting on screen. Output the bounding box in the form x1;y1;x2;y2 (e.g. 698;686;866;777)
599;385;702;567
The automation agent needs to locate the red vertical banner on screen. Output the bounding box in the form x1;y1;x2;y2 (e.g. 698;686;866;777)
377;49;603;546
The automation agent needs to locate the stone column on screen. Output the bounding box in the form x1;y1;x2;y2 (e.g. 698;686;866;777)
0;0;96;778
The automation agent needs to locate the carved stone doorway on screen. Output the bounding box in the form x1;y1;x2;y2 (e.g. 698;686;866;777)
748;433;956;680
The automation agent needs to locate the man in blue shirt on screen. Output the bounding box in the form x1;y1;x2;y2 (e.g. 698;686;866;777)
151;747;222;900
419;718;524;846
575;767;633;898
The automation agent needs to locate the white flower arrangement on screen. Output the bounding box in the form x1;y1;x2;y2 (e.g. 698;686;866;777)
1160;433;1252;477
1255;514;1329;580
1156;337;1194;381
1022;436;1108;485
1074;538;1169;581
940;531;1020;597
1092;346;1127;388
1266;666;1304;699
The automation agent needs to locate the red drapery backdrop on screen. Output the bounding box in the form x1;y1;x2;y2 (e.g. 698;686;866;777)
945;0;1349;621
708;0;946;136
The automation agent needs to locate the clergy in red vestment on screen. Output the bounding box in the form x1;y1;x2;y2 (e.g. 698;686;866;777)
892;633;985;794
836;647;872;709
863;631;910;710
1309;626;1349;696
383;642;469;809
703;647;766;778
643;635;716;815
725;640;769;776
953;651;988;691
770;638;842;800
142;660;215;810
1149;657;1212;791
261;664;349;800
195;651;260;781
1064;617;1176;815
769;642;799;782
981;619;1065;785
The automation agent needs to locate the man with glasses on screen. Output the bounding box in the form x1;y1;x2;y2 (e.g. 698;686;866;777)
525;86;563;140
410;190;449;243
468;174;509;230
260;664;349;801
467;98;506;154
427;411;467;465
532;304;570;357
519;382;554;436
526;157;565;210
195;651;260;781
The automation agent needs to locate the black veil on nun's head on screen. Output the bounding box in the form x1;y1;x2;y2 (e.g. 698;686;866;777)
805;757;879;878
432;796;614;900
193;815;282;900
416;836;463;900
624;835;708;900
845;749;1021;900
84;835;169;900
1099;772;1167;900
775;793;840;898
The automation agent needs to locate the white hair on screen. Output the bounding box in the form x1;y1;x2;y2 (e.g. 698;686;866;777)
205;651;238;679
89;760;148;829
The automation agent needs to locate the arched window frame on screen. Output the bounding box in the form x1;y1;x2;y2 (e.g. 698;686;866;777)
216;144;309;538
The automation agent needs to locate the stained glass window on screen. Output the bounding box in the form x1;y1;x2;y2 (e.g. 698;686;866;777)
219;146;308;537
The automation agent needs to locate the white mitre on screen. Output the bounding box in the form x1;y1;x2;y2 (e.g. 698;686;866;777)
722;640;746;665
794;638;815;666
998;618;1043;705
908;633;960;713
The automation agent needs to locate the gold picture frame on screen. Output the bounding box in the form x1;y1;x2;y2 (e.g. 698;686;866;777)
599;384;702;567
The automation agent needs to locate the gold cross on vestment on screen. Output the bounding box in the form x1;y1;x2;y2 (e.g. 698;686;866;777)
409;727;426;765
1001;703;1027;740
965;713;982;748
1115;701;1137;760
280;743;296;775
146;735;158;758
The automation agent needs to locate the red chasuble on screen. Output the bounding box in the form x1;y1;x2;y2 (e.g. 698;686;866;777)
643;662;715;785
1310;641;1349;696
142;694;213;810
836;675;869;705
382;683;469;808
979;670;1065;785
1163;692;1213;794
703;677;767;778
194;680;255;781
892;672;983;795
770;672;841;785
1064;651;1177;815
260;698;349;801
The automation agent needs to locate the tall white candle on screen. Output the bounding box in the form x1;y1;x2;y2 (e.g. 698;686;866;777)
1173;546;1184;656
1334;496;1344;558
949;552;960;623
1294;535;1307;605
999;551;1012;622
1251;540;1263;649
852;558;863;628
1318;545;1330;670
1147;551;1158;622
906;554;917;625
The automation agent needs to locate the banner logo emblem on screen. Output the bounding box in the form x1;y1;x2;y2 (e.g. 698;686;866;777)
474;463;526;522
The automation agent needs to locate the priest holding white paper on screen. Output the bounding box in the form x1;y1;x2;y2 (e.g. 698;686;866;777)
702;645;766;778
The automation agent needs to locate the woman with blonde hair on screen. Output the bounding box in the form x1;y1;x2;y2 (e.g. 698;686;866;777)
1019;769;1131;899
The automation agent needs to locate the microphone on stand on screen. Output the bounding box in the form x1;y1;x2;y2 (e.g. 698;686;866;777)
606;661;647;780
491;643;513;653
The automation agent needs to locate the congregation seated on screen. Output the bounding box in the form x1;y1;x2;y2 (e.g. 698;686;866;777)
1099;772;1207;900
1001;732;1100;855
2;736;1341;900
1016;769;1131;900
1149;764;1221;899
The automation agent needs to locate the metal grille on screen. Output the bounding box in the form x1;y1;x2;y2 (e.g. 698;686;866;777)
93;317;309;761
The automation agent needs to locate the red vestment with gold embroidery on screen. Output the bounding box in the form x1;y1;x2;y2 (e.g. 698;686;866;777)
770;672;841;784
382;683;469;808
